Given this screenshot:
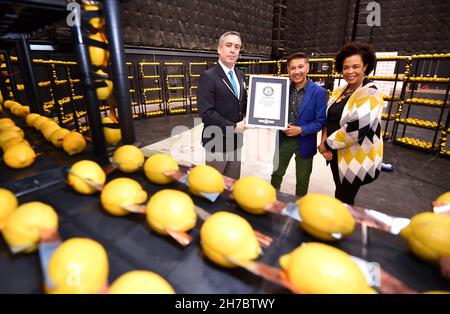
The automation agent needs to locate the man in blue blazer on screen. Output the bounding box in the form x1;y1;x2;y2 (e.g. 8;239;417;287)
197;31;247;179
270;52;327;196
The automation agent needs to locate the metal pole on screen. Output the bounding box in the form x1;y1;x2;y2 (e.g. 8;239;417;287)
15;34;43;114
103;0;136;144
71;22;108;163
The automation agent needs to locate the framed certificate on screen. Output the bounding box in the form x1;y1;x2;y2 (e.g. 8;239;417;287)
246;75;289;130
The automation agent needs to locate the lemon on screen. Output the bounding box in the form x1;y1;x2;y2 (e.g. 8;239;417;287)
0;188;18;230
3;100;15;109
102;117;121;145
112;145;144;173
0;118;15;130
1;137;29;152
2;202;58;253
109;271;175;294
42;124;61;141
26;113;40;127
0;118;15;131
83;4;105;29
101;178;147;216
187;165;225;197
95;70;113;100
0;130;23;146
400;212;450;263
67;160;106;195
50;128;70;147
40;120;58;133
89;32;108;66
33;116;49;130
146;189;197;235
4;143;36;169
200;211;260;268
12;105;29;117
296;193;355;241
435;191;450;204
144;153;179;184
47;238;109;294
232;176;276;214
62;132;87;155
279;242;375;294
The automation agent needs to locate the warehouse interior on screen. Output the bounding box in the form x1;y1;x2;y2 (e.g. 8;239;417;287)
0;0;449;294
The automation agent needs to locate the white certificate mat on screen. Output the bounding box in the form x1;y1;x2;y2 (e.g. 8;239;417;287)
246;75;289;130
253;82;282;120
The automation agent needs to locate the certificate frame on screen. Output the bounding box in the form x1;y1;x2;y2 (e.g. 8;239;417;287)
246;75;289;130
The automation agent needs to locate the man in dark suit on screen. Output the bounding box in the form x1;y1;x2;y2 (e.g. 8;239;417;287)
197;31;247;179
271;52;327;196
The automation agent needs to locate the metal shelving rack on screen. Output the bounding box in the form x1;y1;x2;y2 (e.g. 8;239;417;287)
138;61;165;117
393;54;450;153
164;62;188;115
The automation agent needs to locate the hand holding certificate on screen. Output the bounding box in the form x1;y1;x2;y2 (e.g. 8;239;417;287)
246;75;289;130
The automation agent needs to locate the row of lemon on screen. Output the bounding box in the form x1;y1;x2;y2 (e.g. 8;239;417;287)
396;137;433;149
412;53;450;59
398;118;439;129
408;77;449;83
405;98;447;106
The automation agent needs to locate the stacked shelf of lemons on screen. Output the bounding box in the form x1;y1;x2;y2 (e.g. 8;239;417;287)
396;117;441;130
395;136;434;150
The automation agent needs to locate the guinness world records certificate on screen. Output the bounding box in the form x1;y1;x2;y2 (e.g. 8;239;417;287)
246;75;289;130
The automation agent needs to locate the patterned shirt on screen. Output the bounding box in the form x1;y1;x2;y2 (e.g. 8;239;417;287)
288;80;309;125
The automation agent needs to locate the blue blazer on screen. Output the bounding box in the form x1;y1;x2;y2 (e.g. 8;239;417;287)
280;80;327;159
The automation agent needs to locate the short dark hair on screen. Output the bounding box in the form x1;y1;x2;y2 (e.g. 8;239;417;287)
286;52;309;66
334;41;376;75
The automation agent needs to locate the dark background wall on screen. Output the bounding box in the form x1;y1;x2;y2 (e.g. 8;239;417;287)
121;0;274;57
120;0;449;57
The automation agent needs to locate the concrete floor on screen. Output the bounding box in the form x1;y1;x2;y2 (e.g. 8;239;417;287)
134;114;450;218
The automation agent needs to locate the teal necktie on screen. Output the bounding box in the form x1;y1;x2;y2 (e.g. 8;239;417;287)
228;70;238;97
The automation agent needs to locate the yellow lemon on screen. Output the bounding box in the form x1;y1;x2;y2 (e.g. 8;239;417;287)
12;105;29;117
67;160;106;195
279;242;375;294
89;32;108;66
4;144;36;169
112;145;144;173
400;212;450;263
25;113;40;127
146;189;196;235
0;130;23;145
95;70;113;100
232;176;276;214
2;202;58;253
50;128;70;148
0;188;18;230
47;238;109;294
144;153;179;184
42;124;61;141
1;137;29;152
3;100;15;109
187;165;225;197
109;271;175;294
33;116;50;130
296;193;355;241
200;211;260;268
0;103;2;113
102;117;121;145
0;118;15;130
40;120;58;133
62;132;87;155
101;178;147;216
435;191;450;204
83;4;105;29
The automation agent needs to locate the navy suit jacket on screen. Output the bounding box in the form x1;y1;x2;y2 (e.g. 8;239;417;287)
280;80;327;159
197;63;247;152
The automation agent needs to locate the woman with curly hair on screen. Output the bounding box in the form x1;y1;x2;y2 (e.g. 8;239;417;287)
318;41;384;205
